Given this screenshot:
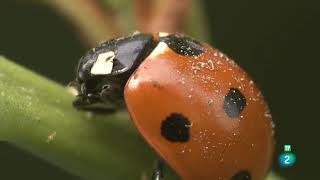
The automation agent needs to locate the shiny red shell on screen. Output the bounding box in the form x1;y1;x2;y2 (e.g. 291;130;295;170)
124;33;274;180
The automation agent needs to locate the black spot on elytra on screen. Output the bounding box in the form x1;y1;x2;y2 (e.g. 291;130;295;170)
160;113;191;142
224;88;247;118
160;34;203;56
230;170;251;180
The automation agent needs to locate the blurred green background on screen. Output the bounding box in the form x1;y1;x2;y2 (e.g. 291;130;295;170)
0;0;318;179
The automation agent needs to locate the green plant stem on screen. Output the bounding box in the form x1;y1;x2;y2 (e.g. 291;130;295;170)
0;56;171;180
0;56;282;180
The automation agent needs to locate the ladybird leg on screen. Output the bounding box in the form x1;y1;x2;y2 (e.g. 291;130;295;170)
72;95;116;114
151;159;164;180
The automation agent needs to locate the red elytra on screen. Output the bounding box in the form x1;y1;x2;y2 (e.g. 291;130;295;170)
124;33;274;180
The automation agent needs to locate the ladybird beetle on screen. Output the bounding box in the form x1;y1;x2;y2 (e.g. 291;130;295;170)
71;32;274;180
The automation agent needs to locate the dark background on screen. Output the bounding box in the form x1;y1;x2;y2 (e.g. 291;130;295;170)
0;0;318;179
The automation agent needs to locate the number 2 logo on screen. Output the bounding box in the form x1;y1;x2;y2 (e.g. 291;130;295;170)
279;153;296;167
284;155;290;164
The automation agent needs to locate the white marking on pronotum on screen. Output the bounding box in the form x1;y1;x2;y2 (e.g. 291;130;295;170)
158;32;169;37
90;51;115;75
148;42;169;59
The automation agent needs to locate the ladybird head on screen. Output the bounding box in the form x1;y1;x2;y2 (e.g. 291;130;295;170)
71;33;156;111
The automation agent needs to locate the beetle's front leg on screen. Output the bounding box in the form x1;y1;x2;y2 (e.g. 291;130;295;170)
151;159;165;180
72;94;116;114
